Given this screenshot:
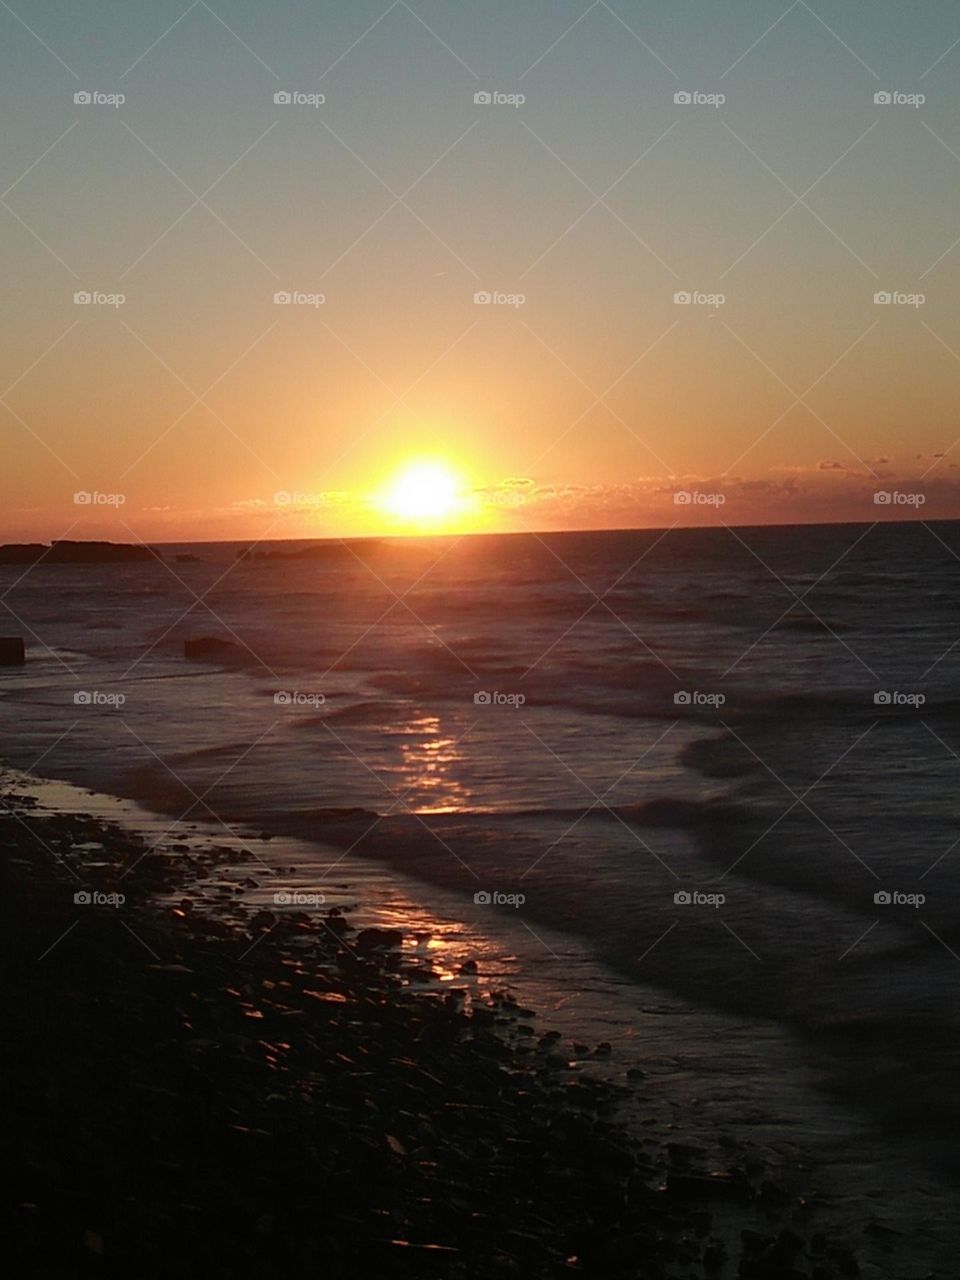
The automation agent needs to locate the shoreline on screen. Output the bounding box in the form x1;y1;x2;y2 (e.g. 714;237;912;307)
0;769;896;1279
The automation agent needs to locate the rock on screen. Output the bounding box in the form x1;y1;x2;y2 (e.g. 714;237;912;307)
667;1141;705;1166
355;928;403;953
826;1244;860;1276
703;1242;727;1270
0;637;25;666
667;1173;751;1203
184;636;240;660
777;1229;805;1255
865;1219;905;1238
757;1179;790;1208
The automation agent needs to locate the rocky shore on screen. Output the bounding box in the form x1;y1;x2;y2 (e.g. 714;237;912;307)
1;783;874;1279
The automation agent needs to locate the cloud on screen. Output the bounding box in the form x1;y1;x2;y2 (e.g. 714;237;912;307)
484;466;960;530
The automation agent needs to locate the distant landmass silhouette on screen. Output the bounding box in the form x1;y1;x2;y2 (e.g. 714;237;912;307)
0;541;155;564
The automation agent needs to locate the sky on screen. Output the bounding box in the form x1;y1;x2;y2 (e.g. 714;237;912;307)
3;0;960;541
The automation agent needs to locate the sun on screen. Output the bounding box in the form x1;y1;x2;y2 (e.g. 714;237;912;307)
380;461;465;524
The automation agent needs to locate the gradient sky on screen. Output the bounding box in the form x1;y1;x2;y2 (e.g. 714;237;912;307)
3;0;960;540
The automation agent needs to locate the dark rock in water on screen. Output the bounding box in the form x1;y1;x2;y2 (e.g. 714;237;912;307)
741;1229;773;1254
0;540;155;564
52;540;156;563
184;636;240;660
757;1179;790;1208
864;1219;904;1238
308;807;379;825
667;1141;705;1167
703;1242;727;1270
777;1229;805;1255
0;540;156;565
826;1244;860;1276
666;1173;751;1203
0;637;25;666
355;928;403;953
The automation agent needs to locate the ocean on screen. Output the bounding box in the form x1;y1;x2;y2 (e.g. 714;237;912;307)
3;521;959;1261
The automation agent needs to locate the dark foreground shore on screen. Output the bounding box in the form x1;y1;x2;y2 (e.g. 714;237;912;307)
2;783;875;1279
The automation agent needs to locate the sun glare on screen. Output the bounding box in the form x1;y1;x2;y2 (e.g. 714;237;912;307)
381;461;465;524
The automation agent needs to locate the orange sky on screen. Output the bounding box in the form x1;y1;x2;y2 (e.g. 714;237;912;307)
4;1;960;541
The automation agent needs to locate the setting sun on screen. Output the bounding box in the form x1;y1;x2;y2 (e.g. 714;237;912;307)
380;461;466;524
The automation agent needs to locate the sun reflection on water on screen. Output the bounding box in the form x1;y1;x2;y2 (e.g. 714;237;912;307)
396;714;470;813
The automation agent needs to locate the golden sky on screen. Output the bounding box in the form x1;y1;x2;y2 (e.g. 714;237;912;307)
3;1;960;540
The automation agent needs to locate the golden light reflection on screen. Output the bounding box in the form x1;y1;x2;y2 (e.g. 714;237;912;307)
397;715;469;813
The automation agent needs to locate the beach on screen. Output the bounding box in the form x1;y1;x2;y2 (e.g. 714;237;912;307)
1;770;892;1279
2;525;960;1276
4;0;958;1268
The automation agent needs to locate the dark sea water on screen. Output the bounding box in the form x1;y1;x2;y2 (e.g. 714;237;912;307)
3;521;960;1263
